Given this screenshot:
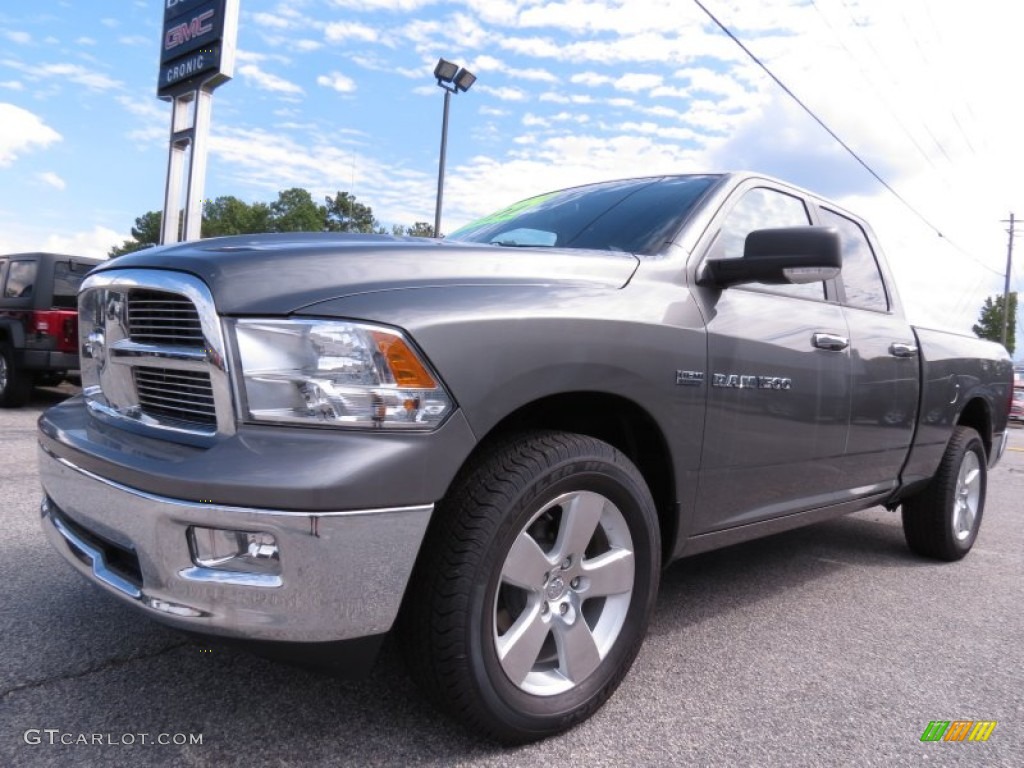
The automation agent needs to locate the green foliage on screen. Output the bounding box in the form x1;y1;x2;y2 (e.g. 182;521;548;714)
270;188;325;232
324;191;378;233
108;211;162;257
406;222;436;238
972;292;1017;355
108;188;434;257
203;196;271;237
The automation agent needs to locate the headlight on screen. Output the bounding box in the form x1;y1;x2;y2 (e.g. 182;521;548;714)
231;319;453;430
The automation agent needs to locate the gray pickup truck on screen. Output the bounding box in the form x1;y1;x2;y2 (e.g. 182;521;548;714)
38;172;1013;743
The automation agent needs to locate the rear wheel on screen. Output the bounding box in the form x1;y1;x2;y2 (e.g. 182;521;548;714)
401;431;660;743
902;426;987;561
0;345;32;407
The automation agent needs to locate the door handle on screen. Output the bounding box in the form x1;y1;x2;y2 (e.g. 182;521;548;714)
889;342;918;358
812;332;849;351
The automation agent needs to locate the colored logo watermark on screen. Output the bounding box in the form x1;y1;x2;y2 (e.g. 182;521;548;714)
920;720;997;742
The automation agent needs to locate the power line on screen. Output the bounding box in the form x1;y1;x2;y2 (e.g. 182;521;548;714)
808;0;943;177
690;0;1004;278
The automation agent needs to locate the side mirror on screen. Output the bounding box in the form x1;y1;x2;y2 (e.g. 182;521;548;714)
699;226;842;288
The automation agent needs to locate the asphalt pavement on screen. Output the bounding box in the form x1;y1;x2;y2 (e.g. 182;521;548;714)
2;387;1022;767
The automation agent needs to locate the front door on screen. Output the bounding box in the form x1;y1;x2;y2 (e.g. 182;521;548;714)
692;185;851;534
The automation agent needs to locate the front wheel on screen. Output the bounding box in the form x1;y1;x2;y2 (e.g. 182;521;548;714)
902;426;987;561
401;431;661;743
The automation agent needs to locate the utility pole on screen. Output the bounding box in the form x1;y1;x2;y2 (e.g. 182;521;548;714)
1000;213;1018;348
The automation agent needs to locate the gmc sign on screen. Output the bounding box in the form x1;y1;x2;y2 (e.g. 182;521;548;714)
158;0;237;99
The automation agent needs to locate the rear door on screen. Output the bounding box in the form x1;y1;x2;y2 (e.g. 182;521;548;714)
818;207;919;492
692;184;852;534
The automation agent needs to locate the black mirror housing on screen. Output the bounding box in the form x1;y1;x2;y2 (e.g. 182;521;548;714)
700;226;842;288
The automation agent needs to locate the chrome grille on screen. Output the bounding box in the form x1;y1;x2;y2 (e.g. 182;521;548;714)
79;269;234;443
134;367;217;428
127;290;204;346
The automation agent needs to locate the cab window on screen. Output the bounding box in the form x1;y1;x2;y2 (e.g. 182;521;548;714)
819;208;889;312
4;260;36;299
708;187;825;300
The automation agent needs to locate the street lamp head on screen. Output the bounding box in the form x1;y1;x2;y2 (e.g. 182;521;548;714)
454;68;476;92
434;58;458;83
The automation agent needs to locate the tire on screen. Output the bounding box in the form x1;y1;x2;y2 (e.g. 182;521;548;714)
0;345;32;408
401;431;661;744
901;426;987;561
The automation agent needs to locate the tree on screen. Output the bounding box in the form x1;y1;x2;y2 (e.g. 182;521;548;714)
406;222;436;238
270;188;327;232
110;189;384;255
972;292;1017;355
108;211;162;257
203;196;272;237
324;191;377;233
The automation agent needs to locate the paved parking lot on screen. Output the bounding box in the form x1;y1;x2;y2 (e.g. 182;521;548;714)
2;388;1022;767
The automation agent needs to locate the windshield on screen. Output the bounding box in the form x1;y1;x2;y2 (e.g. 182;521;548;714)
448;175;718;255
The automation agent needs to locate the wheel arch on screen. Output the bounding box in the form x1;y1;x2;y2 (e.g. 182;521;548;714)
458;391;678;564
957;396;992;459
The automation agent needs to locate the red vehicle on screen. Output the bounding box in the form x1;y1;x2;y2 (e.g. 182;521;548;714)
0;252;101;406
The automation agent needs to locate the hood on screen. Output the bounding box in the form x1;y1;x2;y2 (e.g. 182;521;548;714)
96;233;639;314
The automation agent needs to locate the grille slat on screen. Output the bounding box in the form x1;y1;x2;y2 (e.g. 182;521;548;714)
134;366;217;428
127;290;205;347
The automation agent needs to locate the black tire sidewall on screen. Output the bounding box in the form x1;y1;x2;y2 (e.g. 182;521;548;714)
945;433;987;556
465;454;659;736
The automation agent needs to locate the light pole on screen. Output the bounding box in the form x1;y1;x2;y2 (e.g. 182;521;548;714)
433;57;476;238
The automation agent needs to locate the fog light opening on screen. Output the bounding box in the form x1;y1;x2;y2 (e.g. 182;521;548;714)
188;526;281;575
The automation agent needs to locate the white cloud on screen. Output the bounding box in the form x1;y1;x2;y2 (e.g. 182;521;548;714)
0;81;24;91
38;171;66;190
252;12;294;29
464;55;558;84
477;85;528;102
571;72;612;87
39;63;121;90
118;35;150;46
4;30;31;45
330;0;436;11
76;37;97;46
317;71;357;93
614;73;663;92
324;21;381;44
44;226;122;259
238;64;304;94
0;104;62;166
294;39;323;52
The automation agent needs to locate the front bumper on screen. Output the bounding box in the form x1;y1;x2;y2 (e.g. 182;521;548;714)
39;444;433;643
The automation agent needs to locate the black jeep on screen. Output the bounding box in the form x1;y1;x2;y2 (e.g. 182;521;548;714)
0;252;101;406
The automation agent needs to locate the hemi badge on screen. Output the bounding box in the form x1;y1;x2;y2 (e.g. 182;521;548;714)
675;370;705;386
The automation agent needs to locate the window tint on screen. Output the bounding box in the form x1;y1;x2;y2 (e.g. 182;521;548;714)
819;208;888;311
53;261;92;308
449;175;718;255
4;260;36;299
709;187;824;300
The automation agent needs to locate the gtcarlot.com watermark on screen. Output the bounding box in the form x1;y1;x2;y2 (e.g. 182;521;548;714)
24;729;203;746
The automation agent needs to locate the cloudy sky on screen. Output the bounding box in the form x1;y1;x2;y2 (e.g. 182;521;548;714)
0;0;1021;346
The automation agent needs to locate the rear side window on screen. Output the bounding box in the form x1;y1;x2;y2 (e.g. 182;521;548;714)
819;208;889;312
53;261;92;308
4;260;36;299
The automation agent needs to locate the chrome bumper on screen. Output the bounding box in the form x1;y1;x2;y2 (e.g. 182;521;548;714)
39;444;433;643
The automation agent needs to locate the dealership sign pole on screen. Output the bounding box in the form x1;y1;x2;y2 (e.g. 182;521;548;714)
157;0;239;244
